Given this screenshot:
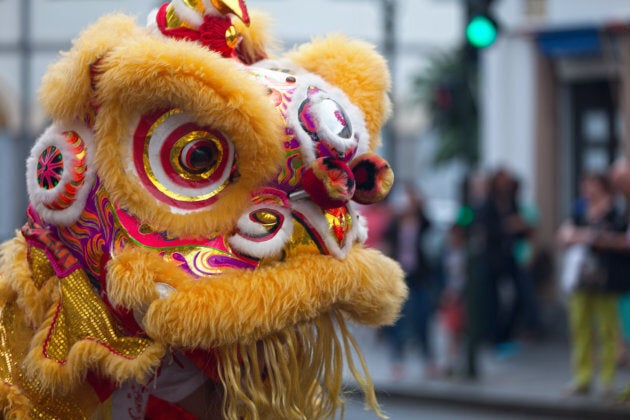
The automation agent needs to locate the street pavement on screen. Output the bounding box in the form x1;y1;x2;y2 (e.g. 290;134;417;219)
344;397;558;420
343;325;630;419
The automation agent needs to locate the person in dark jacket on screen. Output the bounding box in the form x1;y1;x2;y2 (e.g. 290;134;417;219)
477;168;533;355
382;182;438;379
587;159;630;400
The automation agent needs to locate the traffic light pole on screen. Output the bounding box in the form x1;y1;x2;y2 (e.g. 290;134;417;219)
460;0;497;165
382;0;398;172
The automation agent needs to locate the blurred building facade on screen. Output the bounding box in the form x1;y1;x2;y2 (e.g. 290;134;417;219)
0;0;462;239
481;0;630;247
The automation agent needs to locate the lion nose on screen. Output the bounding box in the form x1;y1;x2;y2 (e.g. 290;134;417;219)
300;153;394;209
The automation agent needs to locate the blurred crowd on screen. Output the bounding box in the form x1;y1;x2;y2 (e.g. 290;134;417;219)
362;161;630;401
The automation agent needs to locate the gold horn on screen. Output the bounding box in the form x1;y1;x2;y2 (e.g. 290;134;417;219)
182;0;205;13
165;0;205;30
210;0;250;25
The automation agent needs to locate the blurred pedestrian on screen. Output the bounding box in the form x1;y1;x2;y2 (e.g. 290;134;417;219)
456;170;489;380
477;168;531;357
597;158;630;401
511;178;544;340
438;224;467;376
382;182;438;380
558;172;624;397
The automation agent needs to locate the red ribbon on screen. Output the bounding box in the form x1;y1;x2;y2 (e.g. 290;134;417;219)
156;3;235;58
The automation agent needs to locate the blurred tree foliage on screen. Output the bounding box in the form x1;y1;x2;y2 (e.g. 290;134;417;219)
413;48;479;166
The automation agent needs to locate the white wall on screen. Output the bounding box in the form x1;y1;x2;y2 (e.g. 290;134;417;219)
0;132;18;241
495;0;630;30
0;1;19;43
0;58;20;131
481;35;536;201
31;1;160;42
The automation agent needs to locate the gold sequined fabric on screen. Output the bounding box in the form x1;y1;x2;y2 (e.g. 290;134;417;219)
27;246;55;290
43;269;153;362
0;301;101;418
0;241;157;418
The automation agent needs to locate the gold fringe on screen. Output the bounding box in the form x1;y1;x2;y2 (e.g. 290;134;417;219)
215;310;385;420
0;383;32;420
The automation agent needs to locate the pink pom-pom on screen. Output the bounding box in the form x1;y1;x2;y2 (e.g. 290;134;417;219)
302;158;355;209
350;153;394;204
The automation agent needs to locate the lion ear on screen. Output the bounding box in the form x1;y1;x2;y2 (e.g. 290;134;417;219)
26;123;96;226
286;35;392;151
38;14;144;125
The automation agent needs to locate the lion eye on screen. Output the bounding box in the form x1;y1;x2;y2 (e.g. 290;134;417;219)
132;109;236;211
179;139;219;175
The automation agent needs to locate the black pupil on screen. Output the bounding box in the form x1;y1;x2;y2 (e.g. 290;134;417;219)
186;144;217;173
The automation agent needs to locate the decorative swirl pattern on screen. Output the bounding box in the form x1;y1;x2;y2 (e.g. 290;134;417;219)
54;182;119;281
53;179;260;281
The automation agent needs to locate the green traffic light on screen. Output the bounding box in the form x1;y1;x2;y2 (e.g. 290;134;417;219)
466;15;497;48
456;205;475;227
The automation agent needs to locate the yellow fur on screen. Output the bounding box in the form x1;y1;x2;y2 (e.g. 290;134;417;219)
287;35;392;150
0;384;32;420
0;273;16;307
105;247;162;310
105;245;408;349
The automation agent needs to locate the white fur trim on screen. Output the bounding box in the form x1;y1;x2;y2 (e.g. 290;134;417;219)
352;203;369;244
228;204;293;259
290;199;364;259
172;0;204;28
146;9;160;34
26;123;96;226
284;73;369;165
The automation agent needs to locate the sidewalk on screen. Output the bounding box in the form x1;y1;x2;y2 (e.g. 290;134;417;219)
344;326;630;419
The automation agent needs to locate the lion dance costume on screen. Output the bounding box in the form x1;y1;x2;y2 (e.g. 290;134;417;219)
0;1;407;418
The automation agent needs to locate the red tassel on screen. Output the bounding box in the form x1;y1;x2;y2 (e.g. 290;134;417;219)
156;3;235;58
198;16;234;57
